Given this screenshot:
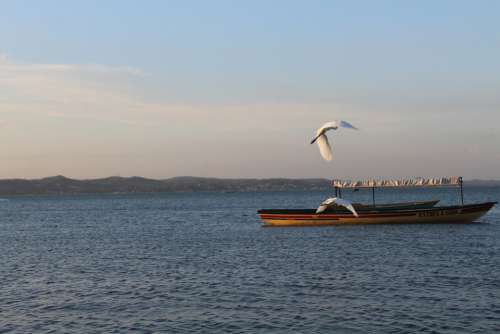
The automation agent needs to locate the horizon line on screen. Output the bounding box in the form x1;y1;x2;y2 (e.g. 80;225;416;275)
1;175;500;182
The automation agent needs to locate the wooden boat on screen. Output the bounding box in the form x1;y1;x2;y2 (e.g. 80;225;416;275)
258;177;496;227
258;202;497;227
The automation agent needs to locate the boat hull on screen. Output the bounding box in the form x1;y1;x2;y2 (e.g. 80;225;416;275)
258;202;496;227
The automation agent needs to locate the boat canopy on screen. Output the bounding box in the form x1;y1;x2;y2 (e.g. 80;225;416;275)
332;177;462;189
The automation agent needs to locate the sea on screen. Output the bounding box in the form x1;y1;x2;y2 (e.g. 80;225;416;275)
1;186;500;333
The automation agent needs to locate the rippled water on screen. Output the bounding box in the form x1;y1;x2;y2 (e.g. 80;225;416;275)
1;187;500;333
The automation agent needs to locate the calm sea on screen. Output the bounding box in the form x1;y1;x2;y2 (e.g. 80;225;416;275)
1;187;500;333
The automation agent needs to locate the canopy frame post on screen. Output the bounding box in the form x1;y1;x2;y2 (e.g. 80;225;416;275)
372;186;376;206
459;177;464;206
334;187;338;197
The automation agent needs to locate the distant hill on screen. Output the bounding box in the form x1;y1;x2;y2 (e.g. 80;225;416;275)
0;176;498;196
0;175;332;195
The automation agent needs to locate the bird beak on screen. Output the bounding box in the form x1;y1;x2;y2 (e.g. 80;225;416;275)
310;134;322;144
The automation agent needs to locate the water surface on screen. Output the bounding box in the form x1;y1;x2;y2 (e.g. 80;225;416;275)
1;187;500;333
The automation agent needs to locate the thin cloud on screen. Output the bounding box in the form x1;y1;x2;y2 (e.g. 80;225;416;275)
0;55;147;76
0;55;152;124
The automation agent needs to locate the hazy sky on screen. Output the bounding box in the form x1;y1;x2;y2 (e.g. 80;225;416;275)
1;1;499;179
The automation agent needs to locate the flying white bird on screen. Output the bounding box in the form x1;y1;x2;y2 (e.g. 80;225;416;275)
316;197;359;217
310;120;358;161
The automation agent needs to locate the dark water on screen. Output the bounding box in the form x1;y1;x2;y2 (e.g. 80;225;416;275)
1;187;500;333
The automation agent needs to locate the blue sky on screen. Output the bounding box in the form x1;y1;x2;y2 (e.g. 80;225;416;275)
1;1;499;179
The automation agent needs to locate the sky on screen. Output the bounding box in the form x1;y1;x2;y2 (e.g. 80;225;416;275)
1;1;499;179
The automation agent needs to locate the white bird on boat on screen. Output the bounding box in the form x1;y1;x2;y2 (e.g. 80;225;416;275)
316;197;359;216
310;120;358;161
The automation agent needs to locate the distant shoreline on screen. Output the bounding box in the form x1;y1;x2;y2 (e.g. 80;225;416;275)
0;175;499;196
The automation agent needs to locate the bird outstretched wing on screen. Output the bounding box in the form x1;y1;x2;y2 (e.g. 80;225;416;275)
338;120;358;129
316;197;359;216
316;134;333;161
319;120;358;132
334;198;359;217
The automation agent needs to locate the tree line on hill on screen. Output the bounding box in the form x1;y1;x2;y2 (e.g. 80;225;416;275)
0;175;497;196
